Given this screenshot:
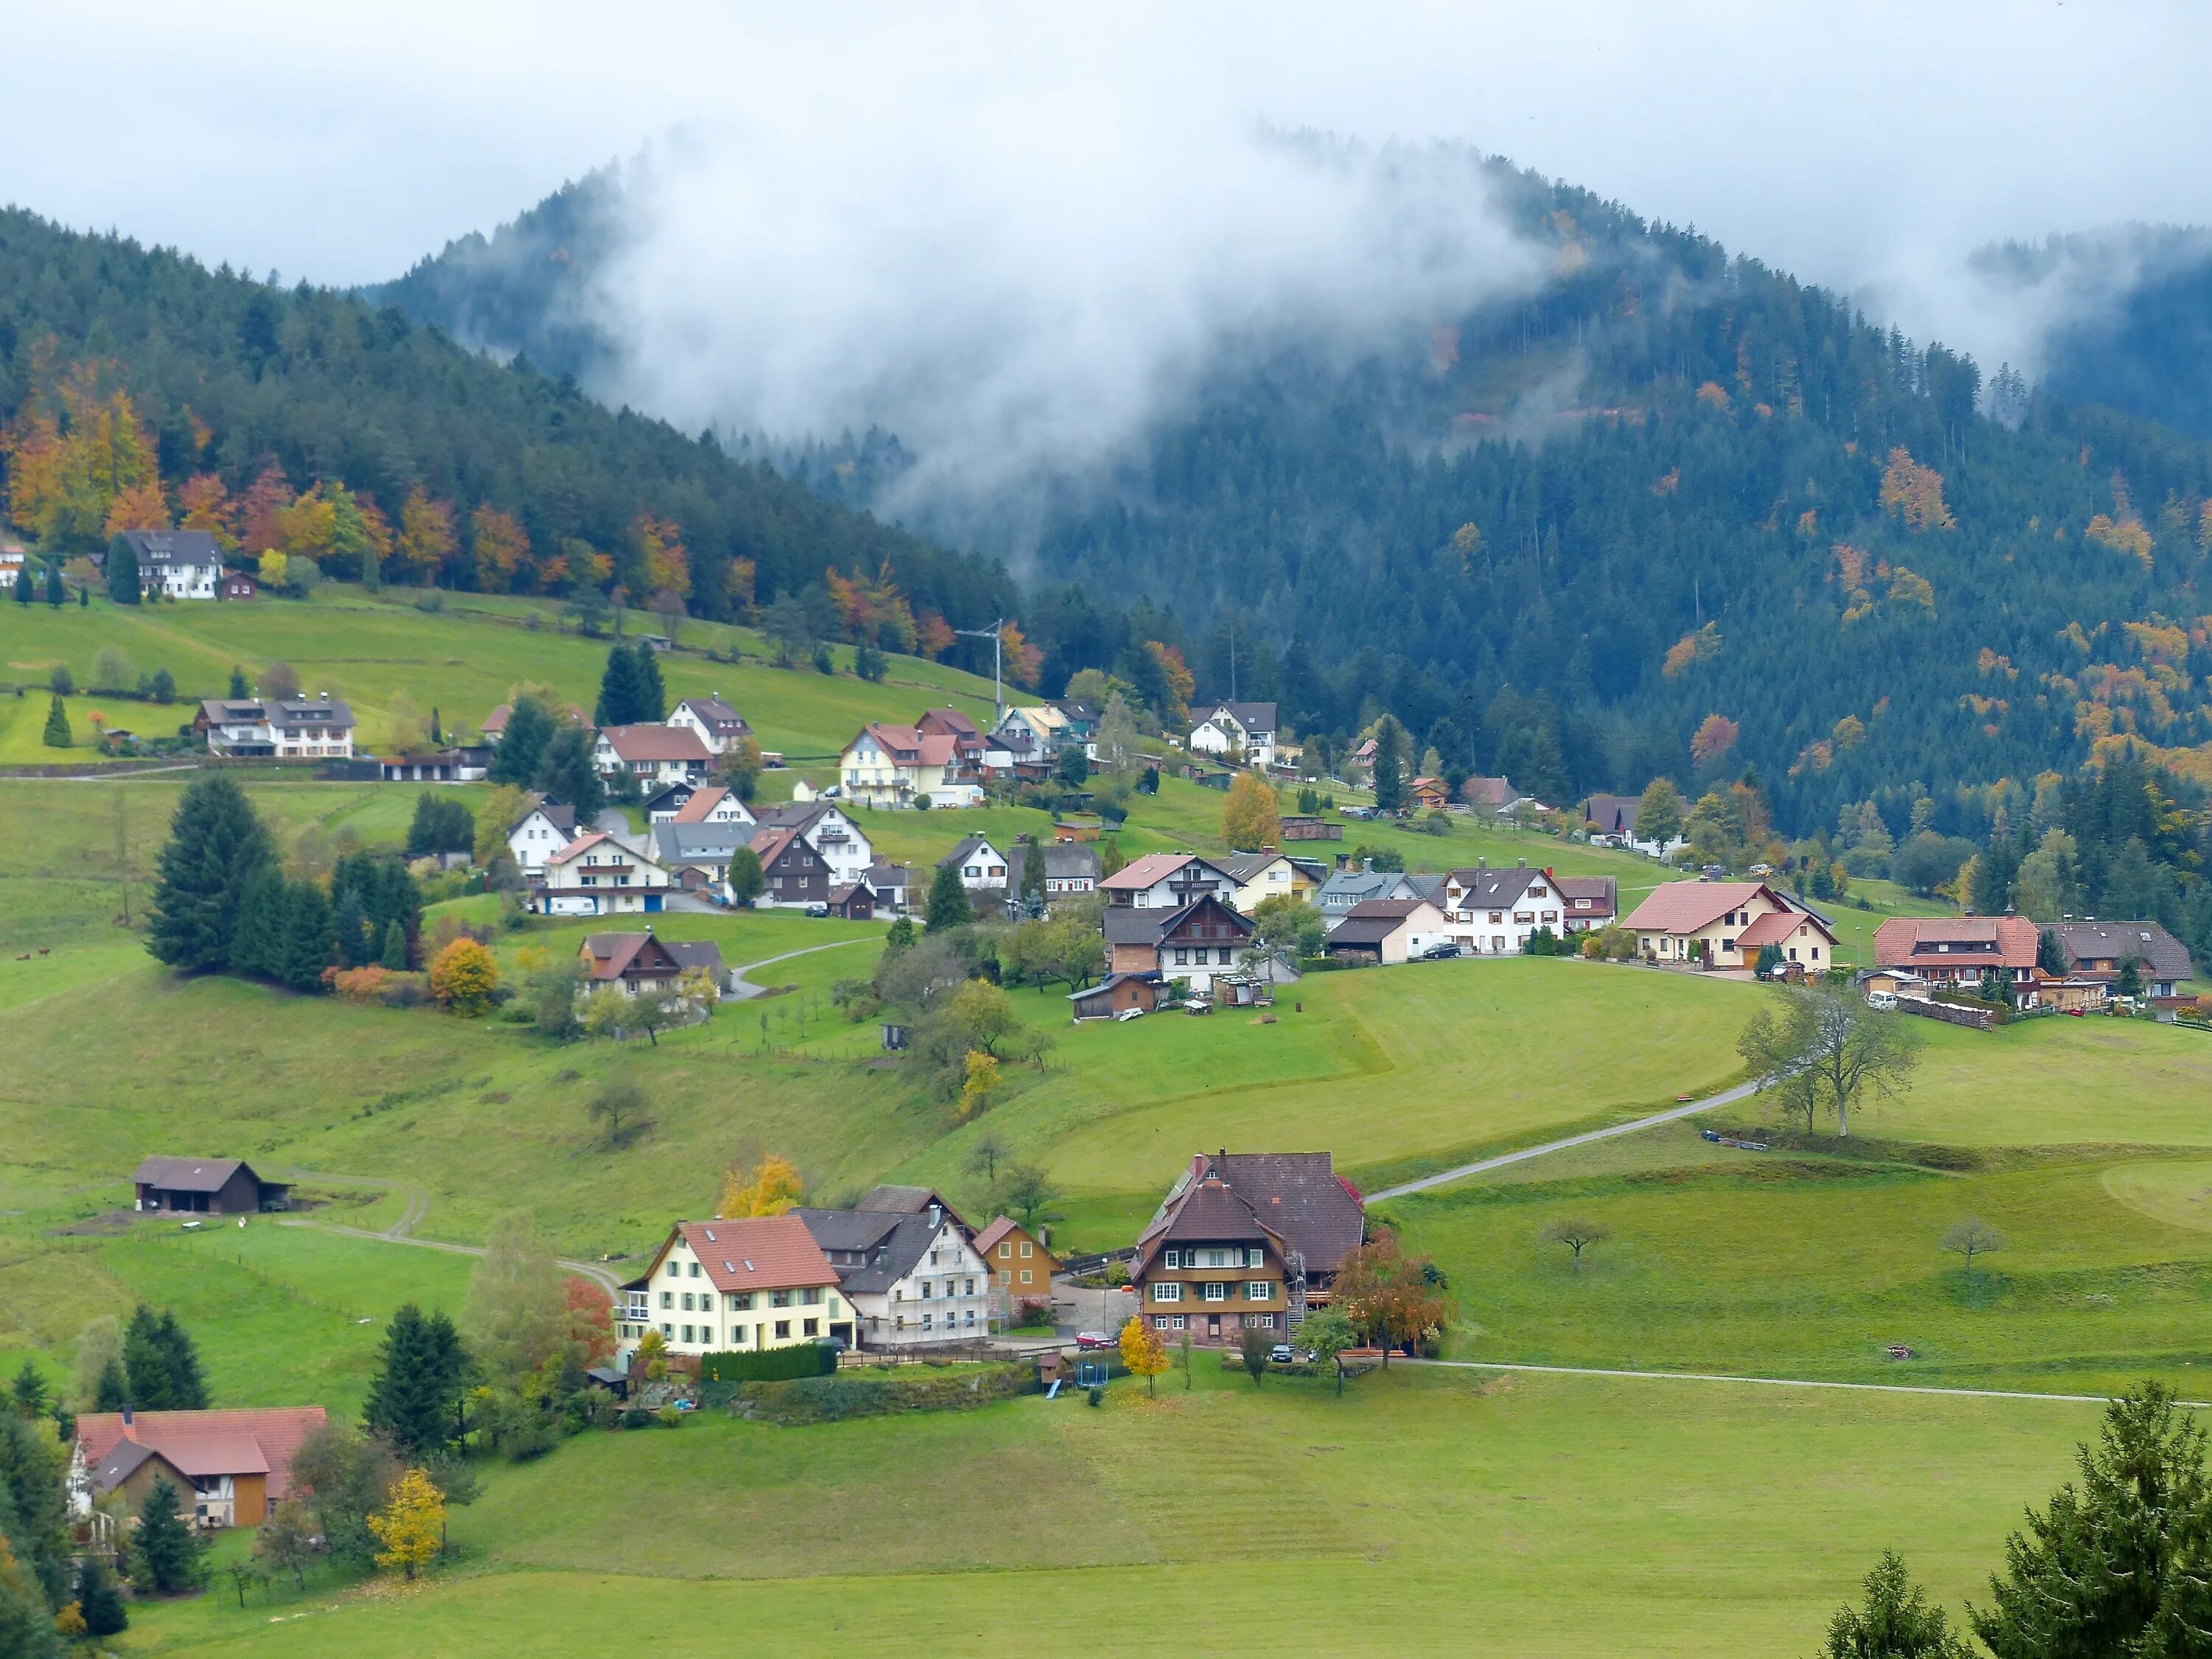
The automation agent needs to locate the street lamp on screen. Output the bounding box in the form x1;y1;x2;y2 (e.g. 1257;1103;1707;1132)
953;618;1008;724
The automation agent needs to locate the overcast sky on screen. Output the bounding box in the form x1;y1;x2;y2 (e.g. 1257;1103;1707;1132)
4;1;2206;493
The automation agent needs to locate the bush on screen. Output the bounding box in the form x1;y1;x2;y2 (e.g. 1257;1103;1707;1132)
378;973;429;1009
332;965;393;1004
655;1405;683;1428
619;1406;654;1430
698;1343;838;1384
1013;1297;1054;1327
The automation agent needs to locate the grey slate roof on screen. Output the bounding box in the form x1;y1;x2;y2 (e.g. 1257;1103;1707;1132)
1104;906;1175;947
1314;869;1419;911
1445;866;1542;909
1004;842;1102;886
122;529;222;567
651;822;754;866
2056;921;2194;981
1213;1152;1364;1276
1210;700;1277;734
132;1156;262;1193
790;1207;937;1295
662;940;727;980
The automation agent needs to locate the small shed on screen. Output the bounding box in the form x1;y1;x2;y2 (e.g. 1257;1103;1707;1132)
1068;973;1164;1021
218;570;257;601
132;1157;290;1216
826;882;877;920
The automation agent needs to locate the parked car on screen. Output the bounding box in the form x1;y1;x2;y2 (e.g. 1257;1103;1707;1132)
1270;1343;1296;1365
1074;1330;1114;1351
1114;1006;1147;1022
803;901;830;917
1866;990;1898;1010
1419;942;1463;960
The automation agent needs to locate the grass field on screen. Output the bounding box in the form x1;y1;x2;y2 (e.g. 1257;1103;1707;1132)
113;1363;2108;1658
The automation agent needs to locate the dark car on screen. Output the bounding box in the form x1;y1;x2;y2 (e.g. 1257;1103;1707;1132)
1419;941;1463;960
1270;1343;1296;1365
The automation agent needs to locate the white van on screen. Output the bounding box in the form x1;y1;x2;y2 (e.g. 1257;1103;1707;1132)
1866;990;1898;1010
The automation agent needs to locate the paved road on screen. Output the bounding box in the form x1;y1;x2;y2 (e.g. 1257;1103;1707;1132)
1365;1077;1769;1202
280;1217;625;1294
1407;1357;2208;1410
728;936;877;999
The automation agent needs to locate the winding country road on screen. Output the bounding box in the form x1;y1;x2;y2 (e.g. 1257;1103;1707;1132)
1404;1357;2208;1410
726;936;877;999
1365;1075;1770;1202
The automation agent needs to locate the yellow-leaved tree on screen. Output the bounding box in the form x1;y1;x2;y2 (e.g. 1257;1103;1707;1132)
368;1467;445;1580
1119;1315;1169;1397
958;1051;1001;1121
717;1155;804;1218
1222;772;1280;850
428;938;499;1015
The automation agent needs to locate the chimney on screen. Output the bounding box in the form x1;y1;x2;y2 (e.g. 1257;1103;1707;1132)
1362;857;1374;874
122;1405;134;1429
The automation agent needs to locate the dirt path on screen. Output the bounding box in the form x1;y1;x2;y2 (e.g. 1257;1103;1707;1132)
276;1170;428;1237
278;1217;624;1294
728;936;877;1000
1406;1357;2204;1409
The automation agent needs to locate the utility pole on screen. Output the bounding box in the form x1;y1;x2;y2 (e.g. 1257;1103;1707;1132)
953;619;1008;725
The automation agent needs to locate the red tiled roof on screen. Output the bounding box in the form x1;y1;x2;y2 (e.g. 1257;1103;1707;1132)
672;785;733;823
632;1217;840;1295
545;830;611;869
1102;852;1196;891
1873;916;2039;970
972;1216;1021;1256
1735;908;1833;948
1622;880;1773;935
749;827;800;869
857;723;959;768
78;1407;327;1501
598;724;712;762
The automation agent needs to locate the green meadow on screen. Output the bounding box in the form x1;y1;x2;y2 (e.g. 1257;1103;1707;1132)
0;589;2182;1657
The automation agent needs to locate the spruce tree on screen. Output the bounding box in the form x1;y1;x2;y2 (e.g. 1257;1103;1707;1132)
148;775;275;971
633;641;667;721
0;1408;71;1610
363;1303;466;1458
228;867;287;978
12;564;29;604
76;1556;128;1637
228;664;248;698
926;860;974;932
1020;835;1047;910
595;644;641;727
154;1310;208;1410
1370;716;1406;815
380;918;411;970
0;1543;60;1659
122;1307;173;1411
333;888;369;967
43;561;63;607
487;695;554;785
93;1357;129;1411
131;1477;205;1593
277;882;336;992
105;533;141;605
41;694;72;748
535;725;605;820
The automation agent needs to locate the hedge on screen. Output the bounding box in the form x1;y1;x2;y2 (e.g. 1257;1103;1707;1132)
698;1343;838;1385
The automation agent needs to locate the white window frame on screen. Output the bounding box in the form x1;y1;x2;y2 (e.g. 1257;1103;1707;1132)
1152;1280;1182;1302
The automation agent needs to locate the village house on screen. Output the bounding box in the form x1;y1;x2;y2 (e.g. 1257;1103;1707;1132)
1627;880;1838;970
194;694;355;760
133;1157;290;1216
751;801;874;887
839;721;970;808
376;745;490;784
218;569;257;601
749;825;834;909
1435;863;1554;955
1049;698;1101;751
793;1189;992;1349
650;821;752;902
119;529;224;600
1582;793;1683;857
824;881;877;919
1461;776;1531;815
863;860;914;914
537;830;674;916
1217;849;1307;914
916;707;990;769
1326;897;1455;964
2053;921;2195;1001
1187;701;1279;768
974;1215;1060;1303
616;1217;847;1368
1068;971;1165;1020
1553;874;1618;932
591;724;712;787
665;695;752;755
507;799;577;873
73;1407;327;1530
577;929;725;997
1103;893;1254;994
671;784;754;827
1146;1150;1364;1307
940;834;1012;891
643;779;700;821
993;703;1076;762
1314;863;1425;925
1872;916;2041;996
1003;841;1102;901
1408;776;1452;812
1101;851;1239;910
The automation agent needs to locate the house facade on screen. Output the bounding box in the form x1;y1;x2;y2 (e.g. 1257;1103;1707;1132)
578;930;686;995
941;835;1011;891
1554;874;1618;932
1131;1163;1292;1346
2053;921;2194;1000
72;1407;327;1529
1437;863;1557;955
749;827;834;909
121;529;223;599
133;1157;290;1215
1314;866;1424;925
1187;701;1279;768
840;722;964;808
650;821;751;902
751;802;874;887
592;724;712;786
666;695;752;755
537;831;674;915
1326;897;1454;964
1872;916;2041;995
194;695;356;760
1103;893;1254;993
1101;852;1239;911
1627;880;1837;970
616;1217;848;1368
974;1216;1059;1303
793;1197;992;1349
1217;850;1303;914
507;801;577;872
1003;841;1102;902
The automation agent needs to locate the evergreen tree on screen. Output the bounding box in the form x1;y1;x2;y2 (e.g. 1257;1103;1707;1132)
1020;835;1047;911
153;1310;208;1410
0;1408;71;1610
39;694;70;748
147;775;275;971
487;695;554;785
122;1307;172;1410
633;641;667;722
13;563;32;604
594;644;641;727
362;1304;467;1458
105;533;141;605
228;664;248;698
926;860;974;932
1370;715;1407;815
333;887;370;968
42;561;63;607
131;1477;206;1594
228;866;287;978
75;1555;128;1637
0;1536;61;1659
534;725;605;820
380;919;411;970
92;1357;129;1411
276;881;336;992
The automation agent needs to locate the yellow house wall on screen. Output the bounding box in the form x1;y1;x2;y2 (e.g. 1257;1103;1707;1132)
623;1231;844;1356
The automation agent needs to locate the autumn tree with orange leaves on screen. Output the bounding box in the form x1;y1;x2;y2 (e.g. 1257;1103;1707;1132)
395;490;457;582
470;505;531;592
1878;448;1954;531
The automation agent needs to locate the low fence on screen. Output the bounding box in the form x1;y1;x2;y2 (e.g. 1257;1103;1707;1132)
1901;997;1995;1032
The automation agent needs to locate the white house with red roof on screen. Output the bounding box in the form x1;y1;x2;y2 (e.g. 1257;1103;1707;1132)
1099;851;1239;910
616;1215;848;1367
536;830;674;916
1623;880;1837;970
669;784;754;827
591;723;712;786
839;721;977;808
666;695;752;756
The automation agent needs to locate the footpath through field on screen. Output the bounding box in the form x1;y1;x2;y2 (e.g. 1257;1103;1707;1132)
1365;1076;1767;1201
1408;1357;2208;1409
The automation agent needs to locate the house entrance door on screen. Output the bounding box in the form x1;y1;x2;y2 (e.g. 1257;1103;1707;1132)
1206;1315;1221;1340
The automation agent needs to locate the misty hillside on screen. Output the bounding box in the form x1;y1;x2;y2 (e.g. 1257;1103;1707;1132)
375;159;2212;841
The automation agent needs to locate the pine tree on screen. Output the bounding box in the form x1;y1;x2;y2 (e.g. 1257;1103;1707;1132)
487;695;554;786
1371;716;1407;815
105;533;141;605
228;867;287;978
535;726;605;820
148;775;275;971
131;1477;205;1593
926;860;974;932
277;881;335;992
75;1556;128;1638
228;664;248;698
380;918;411;970
122;1306;173;1410
93;1357;129;1411
42;562;63;607
1020;835;1047;910
363;1304;465;1458
594;644;641;727
13;564;31;604
154;1310;208;1410
632;642;667;722
333;888;369;967
41;694;71;748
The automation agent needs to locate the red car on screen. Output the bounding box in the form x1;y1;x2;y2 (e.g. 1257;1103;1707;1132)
1074;1330;1114;1351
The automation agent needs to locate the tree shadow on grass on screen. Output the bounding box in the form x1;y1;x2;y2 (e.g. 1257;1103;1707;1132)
1938;1267;2011;1310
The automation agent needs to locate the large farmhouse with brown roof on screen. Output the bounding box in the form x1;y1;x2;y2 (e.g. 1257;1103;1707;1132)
1873;916;2041;995
1624;880;1837;970
133;1157;290;1216
72;1406;327;1529
591;723;712;785
2053;921;2195;1001
616;1216;847;1366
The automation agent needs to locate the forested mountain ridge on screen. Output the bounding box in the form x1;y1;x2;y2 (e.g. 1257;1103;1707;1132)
378;156;2212;849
